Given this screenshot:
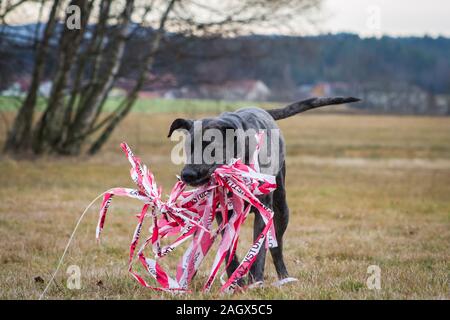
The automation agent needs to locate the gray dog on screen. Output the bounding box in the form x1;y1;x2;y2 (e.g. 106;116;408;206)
167;96;359;286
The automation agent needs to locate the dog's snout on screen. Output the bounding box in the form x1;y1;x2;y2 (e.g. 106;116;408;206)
181;167;198;183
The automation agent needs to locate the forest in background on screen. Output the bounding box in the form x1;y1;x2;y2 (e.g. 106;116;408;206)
1;24;450;114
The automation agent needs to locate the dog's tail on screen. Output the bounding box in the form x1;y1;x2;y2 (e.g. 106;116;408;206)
266;97;360;121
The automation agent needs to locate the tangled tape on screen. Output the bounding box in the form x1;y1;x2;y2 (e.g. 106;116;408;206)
96;133;278;293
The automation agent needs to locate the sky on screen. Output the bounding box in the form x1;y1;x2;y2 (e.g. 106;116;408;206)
4;0;450;38
318;0;450;37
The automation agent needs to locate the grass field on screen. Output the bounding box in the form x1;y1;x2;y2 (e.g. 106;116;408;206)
0;100;449;299
0;96;279;114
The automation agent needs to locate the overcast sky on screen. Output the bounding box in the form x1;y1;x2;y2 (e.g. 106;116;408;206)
4;0;450;38
318;0;450;37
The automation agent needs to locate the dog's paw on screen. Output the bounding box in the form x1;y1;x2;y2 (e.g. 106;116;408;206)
247;281;265;290
272;277;298;288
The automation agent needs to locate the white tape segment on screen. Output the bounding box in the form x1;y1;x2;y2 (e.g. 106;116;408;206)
96;133;277;293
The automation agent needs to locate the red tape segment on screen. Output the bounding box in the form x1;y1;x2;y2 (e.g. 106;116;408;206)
96;133;277;293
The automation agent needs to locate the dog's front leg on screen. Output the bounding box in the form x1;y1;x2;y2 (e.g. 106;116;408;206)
215;209;242;283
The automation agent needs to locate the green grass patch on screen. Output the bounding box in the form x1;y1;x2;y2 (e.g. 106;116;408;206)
0;95;278;114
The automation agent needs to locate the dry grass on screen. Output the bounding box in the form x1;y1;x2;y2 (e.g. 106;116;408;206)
0;111;449;299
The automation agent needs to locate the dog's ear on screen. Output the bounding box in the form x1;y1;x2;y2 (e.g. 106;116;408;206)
167;118;193;138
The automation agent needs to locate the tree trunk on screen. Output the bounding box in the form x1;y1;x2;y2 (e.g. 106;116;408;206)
32;0;93;154
61;0;135;155
62;0;112;135
3;0;60;154
88;0;177;155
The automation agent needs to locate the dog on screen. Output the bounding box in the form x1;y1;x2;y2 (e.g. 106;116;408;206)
167;96;360;285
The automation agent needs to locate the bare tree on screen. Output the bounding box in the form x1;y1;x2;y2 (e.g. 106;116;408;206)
3;0;321;156
3;0;61;153
87;0;177;154
32;0;94;154
0;0;29;25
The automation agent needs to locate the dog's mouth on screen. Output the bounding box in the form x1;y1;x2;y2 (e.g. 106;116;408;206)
181;167;217;187
185;175;211;187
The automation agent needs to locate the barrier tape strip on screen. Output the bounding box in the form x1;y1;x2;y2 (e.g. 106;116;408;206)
96;133;277;293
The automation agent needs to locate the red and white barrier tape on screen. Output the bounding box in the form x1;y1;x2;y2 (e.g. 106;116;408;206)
96;133;277;293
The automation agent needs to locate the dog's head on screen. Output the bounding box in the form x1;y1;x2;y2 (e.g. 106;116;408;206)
167;117;241;187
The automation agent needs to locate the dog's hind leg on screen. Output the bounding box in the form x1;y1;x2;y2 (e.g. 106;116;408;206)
249;194;273;283
270;162;290;280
